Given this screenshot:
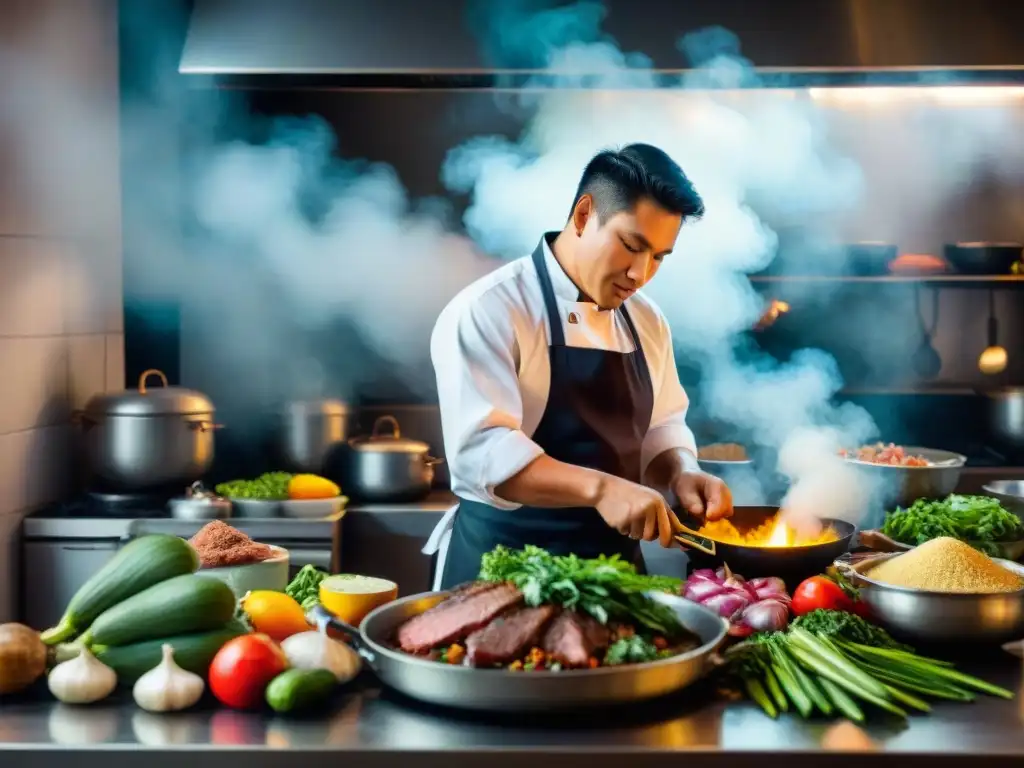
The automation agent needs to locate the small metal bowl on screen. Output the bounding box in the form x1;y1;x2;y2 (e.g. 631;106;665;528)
229;498;282;518
835;552;1024;644
982;480;1024;521
843;446;966;507
167;496;232;521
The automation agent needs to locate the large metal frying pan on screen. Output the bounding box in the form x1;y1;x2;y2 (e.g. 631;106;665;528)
308;590;727;712
674;505;855;586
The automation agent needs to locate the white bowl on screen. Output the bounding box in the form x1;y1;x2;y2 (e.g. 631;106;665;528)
280;496;347;520
197;545;290;597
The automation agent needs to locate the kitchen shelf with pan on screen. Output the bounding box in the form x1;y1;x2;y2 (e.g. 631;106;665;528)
749;275;1024;288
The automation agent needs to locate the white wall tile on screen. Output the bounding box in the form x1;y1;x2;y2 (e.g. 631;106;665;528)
63;240;122;334
68;334;106;410
0;238;65;336
104;333;124;391
0;425;72;516
0;336;68;434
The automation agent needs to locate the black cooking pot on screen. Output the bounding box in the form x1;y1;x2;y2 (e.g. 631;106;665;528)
674;505;855;588
943;242;1022;275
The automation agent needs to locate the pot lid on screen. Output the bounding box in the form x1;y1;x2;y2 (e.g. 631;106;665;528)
349;415;428;454
84;369;214;416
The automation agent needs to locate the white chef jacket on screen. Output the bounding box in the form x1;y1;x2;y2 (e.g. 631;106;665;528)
423;236;698;589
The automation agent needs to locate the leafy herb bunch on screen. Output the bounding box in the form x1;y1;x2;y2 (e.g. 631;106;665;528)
479;545;683;636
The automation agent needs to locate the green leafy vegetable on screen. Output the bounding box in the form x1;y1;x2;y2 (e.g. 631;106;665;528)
603;635;662;666
478;545;683;636
881;495;1024;554
215;472;293;501
791;609;911;651
285;564;329;611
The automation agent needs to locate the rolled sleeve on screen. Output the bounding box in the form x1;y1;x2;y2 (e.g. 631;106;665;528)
640;315;698;476
431;290;544;509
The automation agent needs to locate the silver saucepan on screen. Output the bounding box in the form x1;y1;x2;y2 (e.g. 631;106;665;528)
308;590;727;712
344;416;443;502
75;369;222;490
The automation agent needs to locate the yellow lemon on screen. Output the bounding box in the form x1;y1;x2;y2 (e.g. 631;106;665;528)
319;574;398;625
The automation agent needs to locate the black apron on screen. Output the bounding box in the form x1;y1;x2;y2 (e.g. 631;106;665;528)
438;232;656;589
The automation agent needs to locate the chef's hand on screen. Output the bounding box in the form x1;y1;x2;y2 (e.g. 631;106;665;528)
594;475;677;547
671;471;733;523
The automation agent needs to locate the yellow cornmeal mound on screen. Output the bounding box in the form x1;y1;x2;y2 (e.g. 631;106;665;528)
868;537;1024;594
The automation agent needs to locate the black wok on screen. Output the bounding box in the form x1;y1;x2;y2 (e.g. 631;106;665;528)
674;505;855;587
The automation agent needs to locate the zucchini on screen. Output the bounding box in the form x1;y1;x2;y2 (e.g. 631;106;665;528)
265;668;337;713
81;574;237;648
41;534;199;645
93;623;248;684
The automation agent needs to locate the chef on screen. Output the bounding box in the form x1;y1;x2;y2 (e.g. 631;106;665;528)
424;143;734;590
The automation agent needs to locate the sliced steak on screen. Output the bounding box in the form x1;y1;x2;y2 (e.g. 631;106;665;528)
541;610;612;667
397;583;523;653
466;605;557;667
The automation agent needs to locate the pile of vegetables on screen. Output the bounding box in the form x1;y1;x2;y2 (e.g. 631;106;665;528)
215;472;341;501
682;565;791;637
881;495;1024;554
727;609;1013;722
479;545;683;635
0;532;360;716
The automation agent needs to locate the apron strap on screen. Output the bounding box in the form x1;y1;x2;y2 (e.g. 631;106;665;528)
531;235;565;347
618;301;652;385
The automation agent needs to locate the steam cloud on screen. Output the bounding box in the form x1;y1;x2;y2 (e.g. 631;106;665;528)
4;2;1020;518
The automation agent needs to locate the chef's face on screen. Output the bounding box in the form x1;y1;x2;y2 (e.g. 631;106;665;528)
572;195;682;309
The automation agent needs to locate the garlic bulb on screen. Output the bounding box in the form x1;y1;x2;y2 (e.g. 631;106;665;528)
132;644;204;713
280;631;361;683
48;646;117;704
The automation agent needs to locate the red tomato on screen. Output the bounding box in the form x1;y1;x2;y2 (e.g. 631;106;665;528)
208;634;289;709
791;576;854;616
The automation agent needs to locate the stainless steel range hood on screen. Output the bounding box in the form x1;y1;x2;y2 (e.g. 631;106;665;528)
180;0;1024;88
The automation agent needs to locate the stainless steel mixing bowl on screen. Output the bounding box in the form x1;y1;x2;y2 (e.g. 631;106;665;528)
835;552;1024;644
844;446;966;508
982;479;1024;520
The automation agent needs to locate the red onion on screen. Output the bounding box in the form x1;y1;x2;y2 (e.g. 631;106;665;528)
740;599;790;632
749;577;790;603
681;566;792;635
701;592;751;620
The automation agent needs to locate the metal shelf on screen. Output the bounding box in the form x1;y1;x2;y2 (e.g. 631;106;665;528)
749;275;1024;288
839;386;978;396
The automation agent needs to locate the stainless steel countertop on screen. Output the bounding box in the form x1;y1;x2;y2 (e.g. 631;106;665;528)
1;657;1023;767
21;492;457;540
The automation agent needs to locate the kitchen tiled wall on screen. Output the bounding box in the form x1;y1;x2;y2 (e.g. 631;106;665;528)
0;0;122;621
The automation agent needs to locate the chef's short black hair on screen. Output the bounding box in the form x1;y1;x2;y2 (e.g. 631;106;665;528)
569;143;704;223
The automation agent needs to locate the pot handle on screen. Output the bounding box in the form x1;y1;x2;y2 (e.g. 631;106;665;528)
424;455;445;467
370;415;401;439
306;604;377;665
188;420;224;432
138;369;169;393
673;532;717;557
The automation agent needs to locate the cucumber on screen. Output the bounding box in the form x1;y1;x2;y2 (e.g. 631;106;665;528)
94;623;248;684
41;534;199;645
81;574;237;648
265;668;337;713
